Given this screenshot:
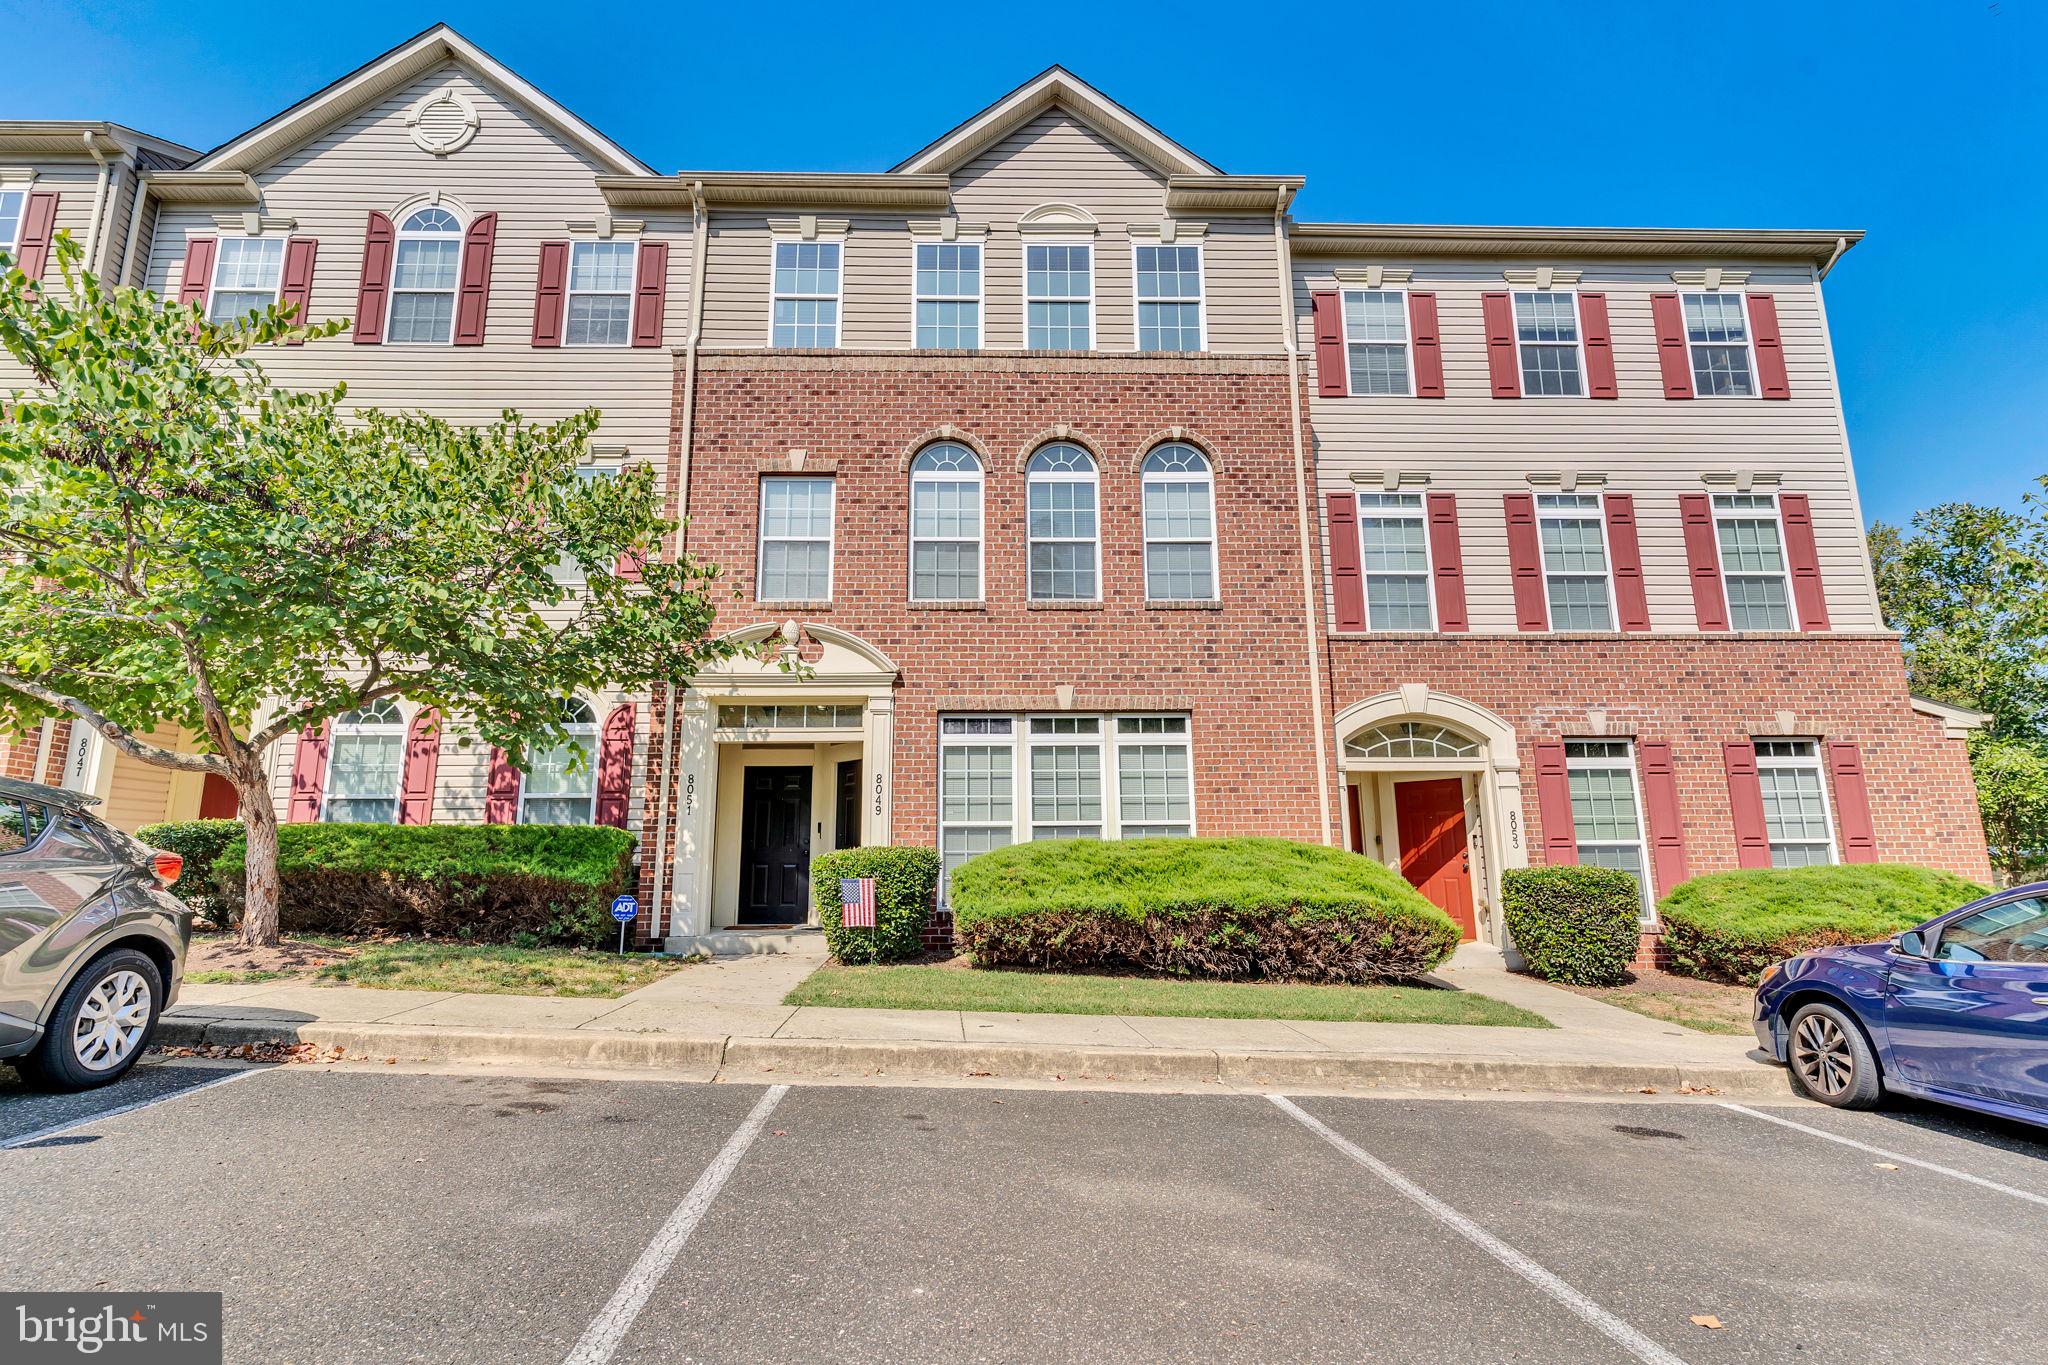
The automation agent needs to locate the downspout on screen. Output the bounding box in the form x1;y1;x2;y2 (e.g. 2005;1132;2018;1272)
1272;185;1335;845
119;168;151;287
80;131;113;274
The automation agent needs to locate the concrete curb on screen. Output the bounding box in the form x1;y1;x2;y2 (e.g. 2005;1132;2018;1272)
160;1017;1790;1096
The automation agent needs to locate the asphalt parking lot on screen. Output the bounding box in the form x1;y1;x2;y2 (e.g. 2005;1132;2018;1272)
4;1062;2045;1364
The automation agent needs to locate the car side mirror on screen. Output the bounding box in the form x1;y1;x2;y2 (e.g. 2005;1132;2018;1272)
1894;930;1928;959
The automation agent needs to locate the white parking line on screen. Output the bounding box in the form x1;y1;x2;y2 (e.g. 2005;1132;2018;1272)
2;1064;269;1150
562;1084;790;1365
1268;1094;1686;1365
1720;1102;2048;1209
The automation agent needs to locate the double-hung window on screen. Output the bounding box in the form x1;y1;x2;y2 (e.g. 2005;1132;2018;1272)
1141;444;1216;601
1356;492;1433;630
1115;716;1193;838
771;241;840;347
1134;244;1201;351
938;718;1016;889
1026;444;1099;600
1565;740;1653;919
914;242;980;349
0;190;24;257
388;206;464;344
1025;243;1091;349
1535;493;1614;630
1028;717;1104;840
566;241;636;346
1753;739;1837;867
909;443;983;601
323;698;404;823
1712;493;1793;630
520;699;598;825
1341;290;1412;395
1682;292;1756;396
757;476;835;601
1512;291;1584;396
207;236;284;323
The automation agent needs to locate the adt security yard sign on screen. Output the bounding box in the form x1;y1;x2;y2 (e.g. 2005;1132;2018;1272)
610;895;639;954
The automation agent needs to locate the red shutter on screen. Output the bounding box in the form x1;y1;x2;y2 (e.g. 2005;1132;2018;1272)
1481;291;1520;397
279;237;318;344
1747;293;1790;399
1651;293;1693;399
1604;493;1650;631
287;720;331;823
1637;740;1690;896
594;703;635;828
1679;493;1729;631
1827;741;1878;863
453;212;496;346
175;236;217;311
485;747;521;824
1425;492;1467;632
1579;292;1617;399
1503;493;1548;631
631;241;668;348
1408;291;1444;398
13;192;60;282
398;708;441;826
1533;741;1578;865
532;241;570;347
1778;493;1830;631
1723;741;1773;869
1311;290;1346;397
1327;492;1365;630
1344;783;1365;853
353;211;394;344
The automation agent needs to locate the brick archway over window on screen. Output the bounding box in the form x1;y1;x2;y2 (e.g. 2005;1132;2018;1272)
897;424;994;472
1130;427;1223;473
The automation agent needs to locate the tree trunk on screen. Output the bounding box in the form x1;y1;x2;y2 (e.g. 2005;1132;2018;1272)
237;773;283;947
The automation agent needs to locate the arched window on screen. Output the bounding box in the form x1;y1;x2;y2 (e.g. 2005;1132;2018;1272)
1343;721;1482;761
1141;444;1216;601
388;205;464;344
1026;443;1098;601
521;699;599;825
909;443;984;601
324;698;405;823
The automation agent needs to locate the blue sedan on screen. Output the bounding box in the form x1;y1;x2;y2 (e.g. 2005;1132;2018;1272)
1754;884;2048;1125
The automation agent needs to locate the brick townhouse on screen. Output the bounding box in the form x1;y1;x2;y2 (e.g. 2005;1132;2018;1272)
0;25;1991;959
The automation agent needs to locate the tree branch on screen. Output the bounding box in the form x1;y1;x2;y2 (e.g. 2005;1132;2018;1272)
0;672;228;776
247;673;408;754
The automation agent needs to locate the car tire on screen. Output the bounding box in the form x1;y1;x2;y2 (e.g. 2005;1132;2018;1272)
16;949;164;1092
1786;1001;1883;1110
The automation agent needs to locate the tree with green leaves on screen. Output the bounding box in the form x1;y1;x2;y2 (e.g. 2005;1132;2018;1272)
0;235;744;944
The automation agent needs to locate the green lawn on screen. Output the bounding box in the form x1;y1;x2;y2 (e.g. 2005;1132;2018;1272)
185;968;295;986
784;964;1549;1027
314;943;687;998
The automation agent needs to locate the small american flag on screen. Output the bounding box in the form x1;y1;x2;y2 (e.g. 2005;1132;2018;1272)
839;877;877;929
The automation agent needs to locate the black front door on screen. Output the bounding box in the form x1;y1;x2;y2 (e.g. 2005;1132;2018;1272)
835;759;862;850
739;766;813;925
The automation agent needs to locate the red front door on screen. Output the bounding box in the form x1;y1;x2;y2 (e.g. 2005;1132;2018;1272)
198;773;239;819
1395;778;1476;940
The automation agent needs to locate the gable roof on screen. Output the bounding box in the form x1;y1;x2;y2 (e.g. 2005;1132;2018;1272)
187;24;652;178
892;66;1220;178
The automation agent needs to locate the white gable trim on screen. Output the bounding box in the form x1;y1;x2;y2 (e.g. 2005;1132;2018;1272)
891;67;1218;178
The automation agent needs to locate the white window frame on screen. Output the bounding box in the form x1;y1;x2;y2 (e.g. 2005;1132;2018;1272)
1564;739;1655;923
323;698;405;824
1141;444;1218;603
912;239;981;350
937;716;1019;897
1711;491;1796;631
756;475;836;603
1534;492;1617;632
1132;241;1205;353
551;464;617;584
385;204;467;346
1338;288;1415;397
1111;714;1196;839
1026;444;1101;602
0;188;24;256
1023;240;1094;350
1680;290;1759;399
1510;290;1587;398
206;234;285;324
1753;739;1839;868
518;699;600;826
564;239;639;348
1355;491;1436;632
768;238;843;349
907;443;985;603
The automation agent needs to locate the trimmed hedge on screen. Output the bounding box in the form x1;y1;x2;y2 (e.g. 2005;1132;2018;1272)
812;845;941;964
1658;863;1989;984
136;818;244;929
1501;866;1643;986
216;823;637;947
950;837;1460;983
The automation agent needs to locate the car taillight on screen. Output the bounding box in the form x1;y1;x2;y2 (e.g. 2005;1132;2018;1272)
150;851;184;887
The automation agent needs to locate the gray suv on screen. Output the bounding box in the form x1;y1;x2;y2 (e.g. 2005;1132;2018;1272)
0;775;191;1090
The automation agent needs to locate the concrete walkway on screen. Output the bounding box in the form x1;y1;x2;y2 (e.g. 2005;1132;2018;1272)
160;941;1786;1096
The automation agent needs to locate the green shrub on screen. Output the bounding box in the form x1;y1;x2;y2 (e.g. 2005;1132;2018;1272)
1501;866;1643;986
950;837;1460;983
215;823;637;947
812;846;941;964
136;819;244;929
1659;863;1989;984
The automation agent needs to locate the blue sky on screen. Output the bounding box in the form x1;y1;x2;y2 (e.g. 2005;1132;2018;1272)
8;0;2043;527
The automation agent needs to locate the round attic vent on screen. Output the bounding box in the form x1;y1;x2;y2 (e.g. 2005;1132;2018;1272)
408;92;480;156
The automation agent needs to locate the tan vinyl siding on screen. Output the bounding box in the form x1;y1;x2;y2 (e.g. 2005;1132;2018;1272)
0;161;114;392
100;726;181;831
1298;259;1880;633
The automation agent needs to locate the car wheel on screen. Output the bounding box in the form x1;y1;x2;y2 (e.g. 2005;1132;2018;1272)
1786;1001;1882;1110
16;949;164;1092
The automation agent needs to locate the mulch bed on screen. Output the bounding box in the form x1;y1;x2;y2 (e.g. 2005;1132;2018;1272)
187;934;356;977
